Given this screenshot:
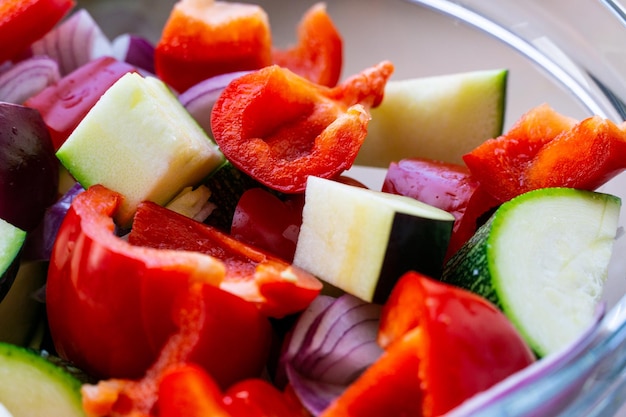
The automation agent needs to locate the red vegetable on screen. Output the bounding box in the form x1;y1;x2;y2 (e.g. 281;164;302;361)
463;103;626;202
321;271;535;417
211;61;394;193
154;0;272;92
223;379;311;417
24;56;136;150
272;3;343;87
46;185;272;387
128;200;322;318
0;0;75;63
382;158;499;259
231;188;305;262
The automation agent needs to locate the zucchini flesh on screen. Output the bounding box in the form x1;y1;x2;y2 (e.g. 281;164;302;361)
442;188;621;356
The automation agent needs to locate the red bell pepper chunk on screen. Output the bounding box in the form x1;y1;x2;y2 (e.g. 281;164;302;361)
128;200;323;318
154;0;273;93
322;272;535;417
223;379;311;417
47;185;272;388
272;3;343;87
158;364;232;417
0;0;75;63
463;103;626;203
24;56;137;150
231;188;305;263
211;61;394;194
382;158;500;259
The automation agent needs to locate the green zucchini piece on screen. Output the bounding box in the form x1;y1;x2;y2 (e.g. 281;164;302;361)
293;176;454;303
0;219;26;303
0;343;86;416
356;68;507;167
442;187;621;357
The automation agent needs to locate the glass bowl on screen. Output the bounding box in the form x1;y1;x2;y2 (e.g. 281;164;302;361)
74;0;626;415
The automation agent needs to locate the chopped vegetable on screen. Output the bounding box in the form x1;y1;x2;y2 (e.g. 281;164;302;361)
319;271;535;417
56;72;224;226
271;2;343;87
0;219;26;303
293;176;454;303
442;187;621;356
46;185;272;387
211;61;394;194
0;0;75;63
155;0;272;92
0;56;60;104
355;69;507;167
463;103;626;203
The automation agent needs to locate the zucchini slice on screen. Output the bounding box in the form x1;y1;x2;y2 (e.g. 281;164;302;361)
442;187;621;356
293;176;454;303
0;343;86;416
355;68;507;167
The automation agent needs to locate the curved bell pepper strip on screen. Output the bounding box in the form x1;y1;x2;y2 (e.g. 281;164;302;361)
463;103;626;203
154;0;272;93
223;379;312;417
128;200;323;318
210;61;394;194
0;0;75;63
382;158;500;260
47;184;273;388
272;2;343;87
322;272;535;417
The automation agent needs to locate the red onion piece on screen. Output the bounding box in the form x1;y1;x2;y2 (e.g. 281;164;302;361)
0;56;60;104
179;71;252;136
30;9;113;76
281;294;383;416
112;34;155;75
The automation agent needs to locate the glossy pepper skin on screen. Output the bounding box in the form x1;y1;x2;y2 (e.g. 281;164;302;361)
154;0;272;93
128;200;322;318
464;103;626;203
211;61;394;194
272;3;343;87
46;185;272;388
382;158;499;259
321;271;535;417
0;0;75;63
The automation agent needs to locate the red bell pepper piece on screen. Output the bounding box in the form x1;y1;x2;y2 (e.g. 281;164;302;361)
128;200;323;318
158;364;232;417
24;56;137;150
231;188;305;263
272;3;343;87
382;158;500;259
463;103;626;202
0;0;75;63
154;0;273;92
223;379;311;417
322;271;535;417
47;185;272;388
211;61;394;193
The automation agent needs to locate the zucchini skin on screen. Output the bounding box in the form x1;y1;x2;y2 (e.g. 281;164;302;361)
440;215;502;309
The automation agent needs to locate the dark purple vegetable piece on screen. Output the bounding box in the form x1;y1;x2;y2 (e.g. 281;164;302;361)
0;102;59;231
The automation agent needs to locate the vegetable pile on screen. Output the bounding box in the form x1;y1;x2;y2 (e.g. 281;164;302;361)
0;0;624;416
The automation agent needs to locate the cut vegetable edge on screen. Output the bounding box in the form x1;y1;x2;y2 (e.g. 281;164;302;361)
0;342;86;416
442;187;621;357
293;176;454;303
356;68;507;168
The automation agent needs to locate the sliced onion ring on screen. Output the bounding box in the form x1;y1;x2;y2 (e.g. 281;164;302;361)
280;294;383;416
0;56;60;104
30;9;113;76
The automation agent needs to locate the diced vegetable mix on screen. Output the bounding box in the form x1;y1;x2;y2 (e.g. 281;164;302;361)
0;0;624;416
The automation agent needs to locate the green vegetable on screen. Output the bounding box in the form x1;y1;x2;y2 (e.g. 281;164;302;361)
442;187;621;357
355;68;507;167
0;342;86;416
293;176;454;303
